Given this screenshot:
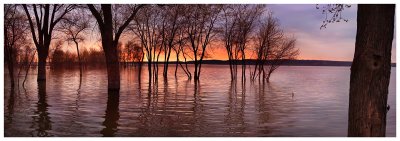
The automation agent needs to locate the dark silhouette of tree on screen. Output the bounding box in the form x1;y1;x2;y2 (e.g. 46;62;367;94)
183;5;221;81
251;13;282;81
22;4;75;82
173;28;191;78
264;38;298;82
87;4;144;90
348;4;395;137
5;4;29;88
220;5;264;81
251;13;299;82
159;5;185;79
234;5;264;83
220;5;238;81
131;5;163;85
60;7;90;79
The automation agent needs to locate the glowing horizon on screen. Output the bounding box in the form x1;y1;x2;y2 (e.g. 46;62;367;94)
51;4;395;63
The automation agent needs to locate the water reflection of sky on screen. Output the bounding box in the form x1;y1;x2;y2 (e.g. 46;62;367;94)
3;65;396;136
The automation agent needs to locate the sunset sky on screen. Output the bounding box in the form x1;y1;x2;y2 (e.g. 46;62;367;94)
69;4;396;62
268;4;396;62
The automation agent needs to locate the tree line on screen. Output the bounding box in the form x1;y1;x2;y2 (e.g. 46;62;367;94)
5;4;298;90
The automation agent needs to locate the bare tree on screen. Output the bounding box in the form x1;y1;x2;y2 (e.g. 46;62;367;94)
251;13;283;81
234;5;264;82
220;5;264;81
159;5;185;79
60;7;90;78
131;5;163;85
22;4;75;82
251;12;299;82
220;5;238;81
264;38;299;82
173;28;191;78
5;4;29;88
183;5;221;81
87;4;144;90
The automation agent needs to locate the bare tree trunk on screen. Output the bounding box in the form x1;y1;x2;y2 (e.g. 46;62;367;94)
148;59;152;86
241;52;246;83
37;51;48;81
101;28;120;90
104;47;120;91
164;49;172;78
23;51;36;88
348;4;395;137
175;54;179;77
74;40;83;78
194;61;199;81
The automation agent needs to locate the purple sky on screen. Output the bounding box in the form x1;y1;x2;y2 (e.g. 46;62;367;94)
268;4;396;62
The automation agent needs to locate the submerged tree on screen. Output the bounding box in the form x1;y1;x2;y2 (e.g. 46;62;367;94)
183;4;221;81
131;5;162;85
264;37;298;82
5;4;29;88
87;4;144;90
220;5;264;81
22;4;75;82
251;12;299;82
160;5;185;79
60;7;90;78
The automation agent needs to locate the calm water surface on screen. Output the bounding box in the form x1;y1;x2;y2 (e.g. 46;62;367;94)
4;65;396;137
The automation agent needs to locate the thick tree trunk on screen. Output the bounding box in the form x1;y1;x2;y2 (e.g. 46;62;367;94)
37;52;48;81
101;4;120;91
348;4;395;137
105;57;120;90
103;41;120;91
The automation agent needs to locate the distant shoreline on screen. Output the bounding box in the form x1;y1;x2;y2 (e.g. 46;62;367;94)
185;59;397;67
40;59;396;67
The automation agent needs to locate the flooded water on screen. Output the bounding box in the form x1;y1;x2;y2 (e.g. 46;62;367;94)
3;65;396;137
